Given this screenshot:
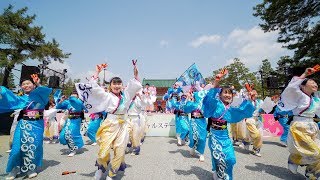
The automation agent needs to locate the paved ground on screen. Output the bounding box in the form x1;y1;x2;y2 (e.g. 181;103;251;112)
0;135;306;180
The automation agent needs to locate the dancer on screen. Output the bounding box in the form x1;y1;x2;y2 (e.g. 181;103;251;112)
239;89;264;157
43;99;59;144
202;73;255;180
277;67;320;179
56;90;86;157
2;74;52;179
182;90;208;161
273;106;292;147
172;93;190;145
127;91;149;155
75;62;142;180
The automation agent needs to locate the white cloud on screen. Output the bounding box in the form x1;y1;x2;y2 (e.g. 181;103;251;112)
189;35;221;48
223;26;287;68
160;40;169;47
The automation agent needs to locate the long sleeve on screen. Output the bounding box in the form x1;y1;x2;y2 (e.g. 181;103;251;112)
56;100;69;110
124;79;143;101
277;76;305;112
0;86;28;113
75;80;109;113
28;86;52;107
53;89;62;104
69;96;86;112
202;88;220;118
226;100;255;123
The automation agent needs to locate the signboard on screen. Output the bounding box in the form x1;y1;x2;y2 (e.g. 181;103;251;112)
145;114;176;137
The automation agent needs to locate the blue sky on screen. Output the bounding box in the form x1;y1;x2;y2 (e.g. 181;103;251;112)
1;1;292;84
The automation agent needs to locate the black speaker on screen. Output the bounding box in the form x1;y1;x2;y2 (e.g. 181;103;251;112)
48;76;60;88
266;76;279;89
20;66;40;84
288;66;307;77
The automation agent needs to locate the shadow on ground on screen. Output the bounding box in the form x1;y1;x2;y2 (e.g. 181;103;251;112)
80;164;132;179
245;163;305;180
60;147;89;155
168;149;198;159
263;141;287;148
174;166;212;180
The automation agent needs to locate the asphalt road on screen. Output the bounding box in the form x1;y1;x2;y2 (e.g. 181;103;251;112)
0;135;306;180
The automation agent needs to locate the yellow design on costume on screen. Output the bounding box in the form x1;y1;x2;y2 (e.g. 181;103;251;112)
288;121;320;177
118;118;125;124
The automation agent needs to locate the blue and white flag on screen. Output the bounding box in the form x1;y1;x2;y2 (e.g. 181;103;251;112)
176;63;206;91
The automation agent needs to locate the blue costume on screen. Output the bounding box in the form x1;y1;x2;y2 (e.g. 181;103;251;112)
172;99;190;140
182;91;208;155
202;88;255;180
163;87;184;136
87;112;106;143
0;86;52;174
56;96;86;151
273;106;292;144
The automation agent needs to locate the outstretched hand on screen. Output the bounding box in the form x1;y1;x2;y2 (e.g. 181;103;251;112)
215;68;228;81
96;63;108;73
31;74;40;85
132;59;139;80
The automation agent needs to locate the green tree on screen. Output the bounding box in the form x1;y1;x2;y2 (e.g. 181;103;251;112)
275;56;320;87
253;0;320;61
63;78;74;96
208;58;261;93
0;5;70;87
258;59;275;97
62;78;80;96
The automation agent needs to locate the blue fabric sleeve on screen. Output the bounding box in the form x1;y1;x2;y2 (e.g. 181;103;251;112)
202;88;220;118
28;86;52;106
53;89;62;104
0;86;27;113
69;96;85;112
226;100;255;123
55;100;69;110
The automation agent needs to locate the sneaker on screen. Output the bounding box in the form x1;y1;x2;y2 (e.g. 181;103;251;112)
131;152;137;156
190;148;195;156
27;171;38;179
94;169;103;180
234;141;242;146
91;142;97;146
252;148;261;157
177;137;182;146
239;143;250;150
6;149;11;153
44;140;50;144
6;167;19;180
68;150;76;157
288;162;298;174
199;155;205;162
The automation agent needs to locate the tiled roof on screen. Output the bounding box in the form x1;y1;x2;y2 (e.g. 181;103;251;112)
142;79;176;88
